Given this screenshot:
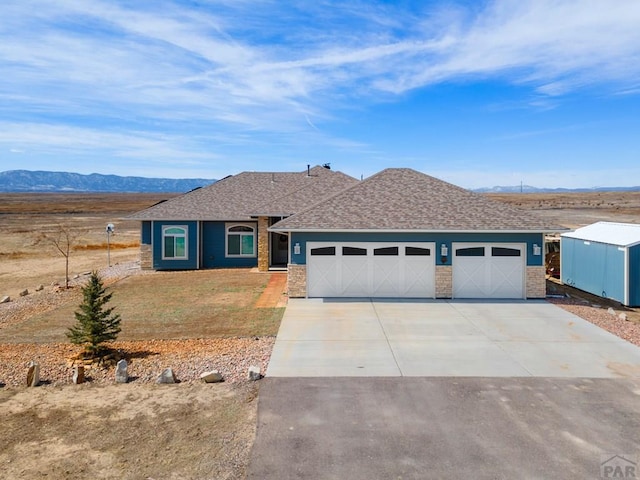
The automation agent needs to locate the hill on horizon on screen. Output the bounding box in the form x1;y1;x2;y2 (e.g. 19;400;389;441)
0;170;216;193
1;169;638;194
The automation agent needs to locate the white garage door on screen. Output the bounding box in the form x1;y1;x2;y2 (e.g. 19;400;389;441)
307;242;435;298
452;243;525;299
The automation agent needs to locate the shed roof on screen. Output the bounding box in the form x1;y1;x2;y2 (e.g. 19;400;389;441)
127;166;357;221
271;168;566;232
561;222;640;247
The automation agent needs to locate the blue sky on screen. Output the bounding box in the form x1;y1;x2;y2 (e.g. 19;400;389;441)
1;0;639;189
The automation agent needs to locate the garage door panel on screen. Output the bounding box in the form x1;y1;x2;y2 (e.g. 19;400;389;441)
342;256;369;296
372;256;401;297
453;243;525;299
307;255;338;297
404;256;435;297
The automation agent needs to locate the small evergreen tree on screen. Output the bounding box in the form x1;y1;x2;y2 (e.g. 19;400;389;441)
67;271;121;355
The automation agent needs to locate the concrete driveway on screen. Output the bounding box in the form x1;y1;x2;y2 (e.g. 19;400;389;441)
267;299;640;378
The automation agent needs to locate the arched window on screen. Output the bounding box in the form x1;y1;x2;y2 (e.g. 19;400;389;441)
226;224;256;257
162;226;187;259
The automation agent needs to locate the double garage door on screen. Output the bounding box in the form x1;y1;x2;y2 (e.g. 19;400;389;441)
306;242;525;299
307;242;436;298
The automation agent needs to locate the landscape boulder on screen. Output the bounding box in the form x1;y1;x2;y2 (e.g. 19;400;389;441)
200;370;223;383
36;284;44;292
27;361;40;387
73;365;85;384
156;368;177;384
607;307;616;316
0;296;10;304
19;289;29;297
619;313;628;321
115;359;128;384
247;366;261;381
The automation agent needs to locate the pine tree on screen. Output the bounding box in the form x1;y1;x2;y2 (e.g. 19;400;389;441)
67;271;121;355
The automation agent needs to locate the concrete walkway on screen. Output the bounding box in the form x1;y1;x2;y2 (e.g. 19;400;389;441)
267;299;640;378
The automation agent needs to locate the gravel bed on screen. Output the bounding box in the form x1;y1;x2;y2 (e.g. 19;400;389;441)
548;297;640;346
0;337;275;388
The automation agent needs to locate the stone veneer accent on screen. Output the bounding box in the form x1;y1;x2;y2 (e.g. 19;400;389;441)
140;244;152;270
435;265;452;298
257;216;269;272
526;265;546;298
287;264;307;298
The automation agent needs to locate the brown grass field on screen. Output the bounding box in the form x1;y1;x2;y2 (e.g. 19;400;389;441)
0;190;639;479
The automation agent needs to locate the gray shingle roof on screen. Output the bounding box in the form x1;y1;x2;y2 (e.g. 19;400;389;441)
271;168;567;232
127;166;357;220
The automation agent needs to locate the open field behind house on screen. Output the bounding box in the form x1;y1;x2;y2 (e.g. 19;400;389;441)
1;191;640;480
0;193;176;300
487;191;640;229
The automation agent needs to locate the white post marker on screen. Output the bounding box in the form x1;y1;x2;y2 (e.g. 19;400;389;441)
106;223;115;267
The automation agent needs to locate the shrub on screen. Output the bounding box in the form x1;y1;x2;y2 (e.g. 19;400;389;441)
67;272;121;354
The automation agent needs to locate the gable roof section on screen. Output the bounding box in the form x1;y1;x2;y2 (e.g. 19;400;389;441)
271;168;566;232
561;221;640;247
127;165;357;221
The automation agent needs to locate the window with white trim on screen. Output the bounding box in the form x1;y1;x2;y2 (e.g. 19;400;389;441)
162;226;188;259
226;224;256;257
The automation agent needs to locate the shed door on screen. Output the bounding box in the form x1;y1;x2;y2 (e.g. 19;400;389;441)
307;242;435;298
452;243;525;298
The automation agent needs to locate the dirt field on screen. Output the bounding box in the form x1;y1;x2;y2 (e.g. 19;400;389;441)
488;191;640;229
0;382;258;480
0;193;174;300
1;191;639;480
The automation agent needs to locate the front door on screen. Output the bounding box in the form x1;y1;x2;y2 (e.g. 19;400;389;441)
270;232;289;267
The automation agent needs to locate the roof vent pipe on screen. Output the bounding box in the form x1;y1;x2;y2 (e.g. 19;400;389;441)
307;164;310;177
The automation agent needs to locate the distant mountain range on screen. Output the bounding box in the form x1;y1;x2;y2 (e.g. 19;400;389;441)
1;169;639;194
474;184;640;193
0;170;215;193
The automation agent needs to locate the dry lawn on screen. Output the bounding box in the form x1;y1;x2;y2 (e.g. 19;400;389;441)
0;269;283;343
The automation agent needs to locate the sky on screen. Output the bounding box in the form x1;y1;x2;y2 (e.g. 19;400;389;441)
1;0;639;189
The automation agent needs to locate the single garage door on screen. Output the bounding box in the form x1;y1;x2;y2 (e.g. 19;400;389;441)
307;242;435;298
452;243;525;299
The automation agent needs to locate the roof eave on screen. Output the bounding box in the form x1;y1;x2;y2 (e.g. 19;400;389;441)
268;227;569;234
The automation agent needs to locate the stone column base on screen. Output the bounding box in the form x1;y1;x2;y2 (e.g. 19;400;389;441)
436;266;452;298
287;264;307;298
526;266;546;298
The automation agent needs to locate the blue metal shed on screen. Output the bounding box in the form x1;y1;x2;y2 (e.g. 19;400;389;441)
561;222;640;306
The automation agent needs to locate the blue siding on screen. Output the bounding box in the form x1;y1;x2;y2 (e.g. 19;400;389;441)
201;221;258;268
141;221;152;245
630;244;640;306
561;237;626;304
290;232;544;266
152;221;198;270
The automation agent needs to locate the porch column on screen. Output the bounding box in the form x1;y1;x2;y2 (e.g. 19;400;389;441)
257;216;269;272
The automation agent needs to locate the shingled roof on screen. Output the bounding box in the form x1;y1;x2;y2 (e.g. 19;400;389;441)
270;168;566;232
127;165;357;221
